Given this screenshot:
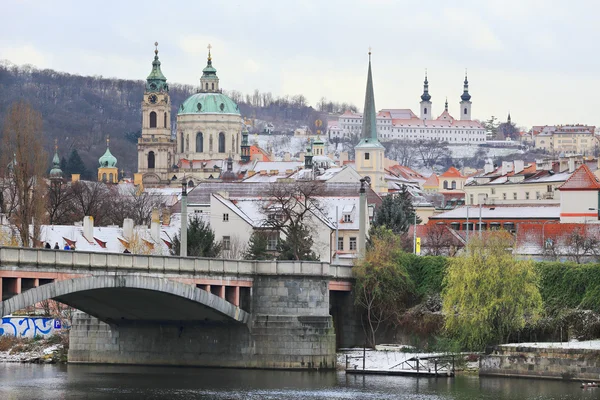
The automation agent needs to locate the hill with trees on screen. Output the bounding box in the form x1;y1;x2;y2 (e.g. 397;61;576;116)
0;61;352;176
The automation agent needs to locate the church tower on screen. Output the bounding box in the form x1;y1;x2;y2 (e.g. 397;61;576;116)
419;71;432;120
200;45;220;93
137;42;176;185
354;50;387;194
98;138;118;183
241;126;251;162
459;71;472;120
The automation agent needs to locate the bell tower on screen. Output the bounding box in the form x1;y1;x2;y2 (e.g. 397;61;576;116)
459;70;472;121
137;42;176;184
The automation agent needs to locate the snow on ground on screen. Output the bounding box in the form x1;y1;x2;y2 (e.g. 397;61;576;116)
502;340;600;350
449;144;524;159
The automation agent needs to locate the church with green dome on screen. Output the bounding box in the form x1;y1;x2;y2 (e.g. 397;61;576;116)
137;43;245;186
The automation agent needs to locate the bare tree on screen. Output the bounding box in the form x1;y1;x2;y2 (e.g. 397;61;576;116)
416;139;450;169
387;140;417;167
221;234;247;260
69;181;112;226
1;102;47;246
566;228;598;264
46;180;75;225
423;224;455;256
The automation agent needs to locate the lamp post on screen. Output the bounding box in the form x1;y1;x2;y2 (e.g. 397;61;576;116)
181;178;188;257
413;212;417;254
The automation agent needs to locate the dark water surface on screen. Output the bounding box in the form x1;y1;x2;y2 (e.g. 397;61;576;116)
0;363;595;399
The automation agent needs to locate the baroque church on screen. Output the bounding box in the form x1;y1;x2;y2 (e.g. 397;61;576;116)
137;43;250;186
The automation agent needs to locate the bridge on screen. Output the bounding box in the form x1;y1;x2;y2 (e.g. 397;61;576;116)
0;247;357;369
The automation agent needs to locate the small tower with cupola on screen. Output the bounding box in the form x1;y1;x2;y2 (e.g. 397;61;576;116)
98;138;118;183
420;70;432;120
137;42;176;185
459;70;472;121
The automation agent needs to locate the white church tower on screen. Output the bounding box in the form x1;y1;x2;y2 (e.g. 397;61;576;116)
419;71;432;120
459;71;472;120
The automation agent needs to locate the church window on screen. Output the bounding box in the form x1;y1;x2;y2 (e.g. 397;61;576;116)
164;112;167;128
102;173;107;181
148;151;155;169
212;83;215;90
109;173;114;182
463;108;467;115
185;135;189;151
443;181;448;189
180;132;184;153
196;132;203;153
365;153;370;160
218;132;225;153
149;111;157;128
206;83;209;91
451;181;456;189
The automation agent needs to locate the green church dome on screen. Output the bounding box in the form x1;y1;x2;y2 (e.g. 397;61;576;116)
178;92;240;116
49;150;63;179
99;147;117;168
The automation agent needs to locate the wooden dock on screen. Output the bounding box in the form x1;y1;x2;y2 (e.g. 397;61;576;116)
344;353;456;377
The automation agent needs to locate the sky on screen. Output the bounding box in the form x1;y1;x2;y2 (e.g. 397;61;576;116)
1;0;599;128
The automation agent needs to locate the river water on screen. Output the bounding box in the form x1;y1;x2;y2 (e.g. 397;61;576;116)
0;363;595;399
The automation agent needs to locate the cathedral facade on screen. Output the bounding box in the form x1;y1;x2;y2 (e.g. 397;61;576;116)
137;44;245;186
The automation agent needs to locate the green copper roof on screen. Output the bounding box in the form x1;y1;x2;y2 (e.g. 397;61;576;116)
178;92;240;115
49;148;62;179
202;49;218;77
99;146;117;168
360;53;382;145
146;43;168;92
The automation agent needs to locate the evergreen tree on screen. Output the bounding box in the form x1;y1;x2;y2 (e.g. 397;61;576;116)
60;156;68;177
170;215;222;257
277;224;319;261
244;231;271;260
66;149;89;180
371;186;421;235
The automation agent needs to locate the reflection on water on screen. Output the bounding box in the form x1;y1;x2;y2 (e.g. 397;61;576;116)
0;363;595;399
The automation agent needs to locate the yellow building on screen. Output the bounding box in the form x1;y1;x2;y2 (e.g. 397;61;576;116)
534;125;598;155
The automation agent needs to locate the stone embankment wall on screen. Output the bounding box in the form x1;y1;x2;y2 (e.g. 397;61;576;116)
480;345;600;380
69;276;336;369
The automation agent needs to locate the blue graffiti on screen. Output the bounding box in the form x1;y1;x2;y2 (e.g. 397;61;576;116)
1;317;58;337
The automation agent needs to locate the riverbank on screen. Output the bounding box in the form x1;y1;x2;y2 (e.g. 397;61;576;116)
0;334;68;363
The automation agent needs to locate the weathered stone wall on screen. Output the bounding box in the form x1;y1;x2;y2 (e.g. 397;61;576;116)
480;345;600;380
69;312;335;369
329;291;364;348
251;276;329;316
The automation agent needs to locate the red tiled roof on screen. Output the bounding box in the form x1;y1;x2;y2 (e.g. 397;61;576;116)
423;174;439;187
559;164;600;191
440;166;464;178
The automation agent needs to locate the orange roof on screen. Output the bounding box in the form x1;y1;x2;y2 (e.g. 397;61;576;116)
250;145;271;161
423;173;439;187
389;165;426;181
559;164;600;191
440;166;464;178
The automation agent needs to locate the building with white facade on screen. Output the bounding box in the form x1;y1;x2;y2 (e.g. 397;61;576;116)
336;73;486;144
533;124;598;155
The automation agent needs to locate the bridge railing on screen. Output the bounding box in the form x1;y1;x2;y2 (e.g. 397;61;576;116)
0;247;354;278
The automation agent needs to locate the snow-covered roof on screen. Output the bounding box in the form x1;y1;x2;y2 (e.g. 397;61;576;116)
430;205;560;220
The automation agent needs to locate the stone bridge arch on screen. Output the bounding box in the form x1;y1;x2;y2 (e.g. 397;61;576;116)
0;275;249;325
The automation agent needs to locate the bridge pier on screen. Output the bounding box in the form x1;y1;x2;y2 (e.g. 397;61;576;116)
68;275;336;369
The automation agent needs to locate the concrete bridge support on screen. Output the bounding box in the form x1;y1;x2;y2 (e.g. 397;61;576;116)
68;275;336;369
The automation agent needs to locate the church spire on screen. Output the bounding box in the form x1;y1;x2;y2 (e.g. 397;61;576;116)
445;97;448;112
49;138;63;180
200;44;219;93
146;42;168;92
420;69;431;102
360;48;378;142
461;69;471;101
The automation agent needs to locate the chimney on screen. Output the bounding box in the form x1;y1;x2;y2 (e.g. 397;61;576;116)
123;218;134;241
299;152;305;162
134;173;143;186
150;208;160;243
484;159;494;174
568;157;576;173
83;216;94;242
284;152;291;161
513;160;524;174
501;161;513;176
161;207;171;226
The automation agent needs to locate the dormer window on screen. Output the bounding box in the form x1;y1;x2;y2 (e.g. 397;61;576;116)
343;214;352;223
342;205;354;223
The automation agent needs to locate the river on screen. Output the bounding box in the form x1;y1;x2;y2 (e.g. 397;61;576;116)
0;363;595;399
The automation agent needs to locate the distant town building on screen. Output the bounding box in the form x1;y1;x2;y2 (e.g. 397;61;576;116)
336;72;485;144
533;124;598;155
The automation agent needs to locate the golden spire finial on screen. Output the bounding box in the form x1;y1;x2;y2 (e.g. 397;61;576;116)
154;42;158;56
54;138;58;152
106;136;110;148
207;43;212;61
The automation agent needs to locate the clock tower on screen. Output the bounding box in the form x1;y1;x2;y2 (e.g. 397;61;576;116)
137;42;176;185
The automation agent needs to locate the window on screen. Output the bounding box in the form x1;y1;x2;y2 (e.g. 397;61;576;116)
147;151;155;169
424;107;428;115
547;185;552;193
525;192;530;200
343;214;352;223
503;193;507;200
365;153;370;160
443;180;448;189
349;237;357;251
491;188;496;195
164;112;167;128
218;132;226;153
267;233;278;250
451;181;456;189
536;191;541;199
180;132;184;153
337;237;344;251
211;83;214;90
223;236;231;251
464;108;467;115
149;111;157;128
223;213;229;222
513;193;517;200
469;194;474;204
196;132;203;153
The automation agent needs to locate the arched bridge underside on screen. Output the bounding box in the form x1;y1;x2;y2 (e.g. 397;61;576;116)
0;275;249;325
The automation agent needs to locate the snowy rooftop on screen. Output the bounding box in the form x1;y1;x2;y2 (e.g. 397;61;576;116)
430;205;561;220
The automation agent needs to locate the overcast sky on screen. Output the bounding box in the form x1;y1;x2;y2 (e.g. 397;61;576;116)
2;0;599;128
